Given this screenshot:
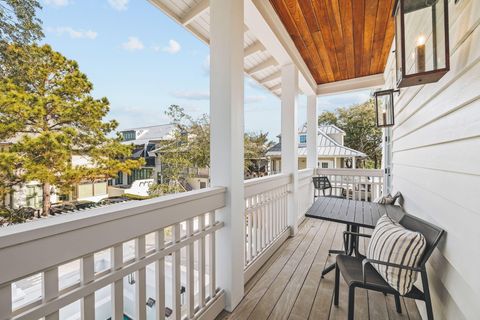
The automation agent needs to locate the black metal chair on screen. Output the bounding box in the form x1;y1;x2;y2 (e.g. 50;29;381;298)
333;213;444;320
312;176;345;200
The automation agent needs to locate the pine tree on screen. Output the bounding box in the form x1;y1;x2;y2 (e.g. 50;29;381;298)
0;44;144;214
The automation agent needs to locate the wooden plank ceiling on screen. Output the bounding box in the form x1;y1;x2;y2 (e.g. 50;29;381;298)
270;0;395;85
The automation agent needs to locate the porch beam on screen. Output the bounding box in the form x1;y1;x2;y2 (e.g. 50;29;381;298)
260;70;281;84
281;63;299;235
244;41;265;58
181;0;209;25
269;83;281;92
316;73;385;96
247;57;277;74
306;95;318;169
209;0;245;312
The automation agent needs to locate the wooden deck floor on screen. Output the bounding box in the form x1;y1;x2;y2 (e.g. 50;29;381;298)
217;218;422;320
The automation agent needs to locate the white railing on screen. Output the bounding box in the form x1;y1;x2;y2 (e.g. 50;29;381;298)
243;174;290;281
298;168;315;217
316;168;384;202
0;187;226;320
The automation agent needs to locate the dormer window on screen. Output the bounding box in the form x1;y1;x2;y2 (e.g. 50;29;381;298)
299;134;306;144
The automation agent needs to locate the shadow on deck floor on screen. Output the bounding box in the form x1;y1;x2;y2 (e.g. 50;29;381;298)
217;218;422;320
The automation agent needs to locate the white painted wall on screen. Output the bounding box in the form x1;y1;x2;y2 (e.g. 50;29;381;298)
384;1;480;319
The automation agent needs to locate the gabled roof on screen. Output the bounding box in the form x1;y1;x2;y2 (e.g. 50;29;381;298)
298;124;345;135
266;126;366;158
120;124;176;145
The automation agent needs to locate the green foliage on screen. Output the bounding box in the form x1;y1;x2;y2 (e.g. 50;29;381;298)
0;0;43;44
150;105;273;195
0;44;144;214
318;99;382;168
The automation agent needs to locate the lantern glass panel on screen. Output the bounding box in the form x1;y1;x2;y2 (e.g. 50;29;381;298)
375;91;394;127
402;0;447;77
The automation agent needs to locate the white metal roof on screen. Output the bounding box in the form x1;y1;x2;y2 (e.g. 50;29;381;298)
267;128;366;158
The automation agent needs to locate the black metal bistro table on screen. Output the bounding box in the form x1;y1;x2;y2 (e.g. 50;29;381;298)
305;197;405;276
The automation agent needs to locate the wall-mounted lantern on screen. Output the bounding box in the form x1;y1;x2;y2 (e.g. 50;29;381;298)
394;0;450;88
374;89;398;128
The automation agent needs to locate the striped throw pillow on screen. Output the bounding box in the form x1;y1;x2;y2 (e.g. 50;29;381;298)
366;215;426;295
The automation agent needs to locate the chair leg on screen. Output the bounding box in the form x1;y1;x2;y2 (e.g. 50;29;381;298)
394;294;402;313
334;264;340;306
347;285;355;320
421;271;434;320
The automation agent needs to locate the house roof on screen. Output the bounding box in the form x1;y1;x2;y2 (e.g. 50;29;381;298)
266;127;366;158
298;124;345;135
120;124;176;145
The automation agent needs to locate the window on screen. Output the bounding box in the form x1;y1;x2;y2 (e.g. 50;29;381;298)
321;162;329;169
200;182;207;189
122;131;136;141
299;135;307;144
127;168;153;185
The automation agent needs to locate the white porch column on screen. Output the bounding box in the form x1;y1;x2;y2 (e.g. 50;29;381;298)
352;156;356;169
281;64;299;235
209;0;244;311
306;95;318;170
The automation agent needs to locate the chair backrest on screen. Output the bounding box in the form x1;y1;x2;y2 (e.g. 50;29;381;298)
399;213;444;267
313;176;331;190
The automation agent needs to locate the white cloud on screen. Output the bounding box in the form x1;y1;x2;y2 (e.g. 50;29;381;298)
171;90;265;104
44;0;71;7
160;39;181;54
122;37;144;51
171;90;209;100
245;95;266;104
48;27;98;40
108;0;128;11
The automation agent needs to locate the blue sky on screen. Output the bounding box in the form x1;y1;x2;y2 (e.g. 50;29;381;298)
38;0;370;140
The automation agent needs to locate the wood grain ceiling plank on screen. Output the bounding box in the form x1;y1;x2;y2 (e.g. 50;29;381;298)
311;0;342;81
377;0;395;75
339;0;356;79
352;0;365;77
369;0;391;74
323;0;349;80
282;0;327;83
296;0;333;83
270;0;319;82
362;0;380;76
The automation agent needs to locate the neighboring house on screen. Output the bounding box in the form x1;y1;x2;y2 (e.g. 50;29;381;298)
112;124;210;194
114;124;176;186
1;143;109;210
266;124;366;174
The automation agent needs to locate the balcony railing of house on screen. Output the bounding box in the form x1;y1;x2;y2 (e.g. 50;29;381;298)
0;188;226;320
316;168;384;202
0;168;318;320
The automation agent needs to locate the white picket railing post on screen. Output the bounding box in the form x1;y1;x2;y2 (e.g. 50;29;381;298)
281;63;300;235
81;254;95;320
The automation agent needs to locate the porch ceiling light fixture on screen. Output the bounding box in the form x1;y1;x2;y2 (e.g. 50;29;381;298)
393;0;450;88
374;89;399;128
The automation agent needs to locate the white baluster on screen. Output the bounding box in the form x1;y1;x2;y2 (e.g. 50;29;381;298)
198;215;206;307
172;224;181;320
135;235;146;320
0;283;12;320
186;219;195;318
111;244;124;320
155;229;165;320
43;267;59;320
81;254;95;320
209;212;216;298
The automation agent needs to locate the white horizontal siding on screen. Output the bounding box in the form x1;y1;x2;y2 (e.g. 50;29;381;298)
386;0;480;319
